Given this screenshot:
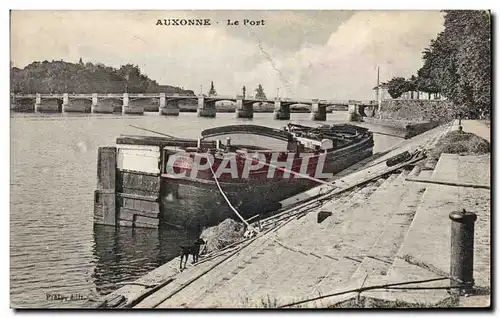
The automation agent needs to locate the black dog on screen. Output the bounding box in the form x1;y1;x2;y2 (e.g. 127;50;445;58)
180;238;206;269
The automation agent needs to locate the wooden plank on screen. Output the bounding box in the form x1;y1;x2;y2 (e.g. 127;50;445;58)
117;136;216;148
121;188;156;197
118;207;159;221
94;190;116;227
97;147;117;190
117;147;160;174
134;222;159;229
118;193;158;202
120;198;160;213
119;220;134;227
135;215;159;228
118;168;159;177
117;144;160;152
118;171;161;193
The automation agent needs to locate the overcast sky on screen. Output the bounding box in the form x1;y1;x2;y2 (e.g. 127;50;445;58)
10;10;444;100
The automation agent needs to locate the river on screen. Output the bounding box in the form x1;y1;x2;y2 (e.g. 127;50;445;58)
10;111;404;308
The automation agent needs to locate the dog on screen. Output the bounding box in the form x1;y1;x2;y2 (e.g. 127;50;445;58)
179;238;206;269
243;229;257;239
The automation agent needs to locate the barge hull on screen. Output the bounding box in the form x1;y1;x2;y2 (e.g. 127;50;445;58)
159;144;373;229
94;124;374;230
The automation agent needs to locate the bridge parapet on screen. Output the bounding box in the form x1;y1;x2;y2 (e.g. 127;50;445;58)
12;92;376;110
128;93;160;98
205;94;238;101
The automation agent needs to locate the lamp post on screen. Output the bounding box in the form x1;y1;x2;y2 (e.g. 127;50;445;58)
124;73;129;93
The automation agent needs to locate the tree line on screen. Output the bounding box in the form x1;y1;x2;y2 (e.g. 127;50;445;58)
11;59;273;102
385;10;490;118
10;59;195;95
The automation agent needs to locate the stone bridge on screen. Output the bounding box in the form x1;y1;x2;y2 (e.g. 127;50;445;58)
11;93;377;121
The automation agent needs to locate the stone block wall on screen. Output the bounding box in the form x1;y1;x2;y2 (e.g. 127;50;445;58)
380;99;455;123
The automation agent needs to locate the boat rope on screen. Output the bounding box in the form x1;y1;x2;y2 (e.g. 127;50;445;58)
128;125;179;139
206;156;259;233
369;130;406;139
279;277;450;308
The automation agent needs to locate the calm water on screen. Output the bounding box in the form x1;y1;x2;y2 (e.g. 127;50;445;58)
10;111;404;308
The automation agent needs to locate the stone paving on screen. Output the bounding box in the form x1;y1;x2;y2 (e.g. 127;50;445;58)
459;119;491;142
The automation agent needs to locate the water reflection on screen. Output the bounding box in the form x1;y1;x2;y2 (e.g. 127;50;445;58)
91;224;198;296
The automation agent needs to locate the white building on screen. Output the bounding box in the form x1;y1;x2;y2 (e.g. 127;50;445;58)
373;83;445;101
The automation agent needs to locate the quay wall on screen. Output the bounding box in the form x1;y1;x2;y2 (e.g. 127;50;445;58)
379;99;455;123
357;99;451;138
361;117;440;139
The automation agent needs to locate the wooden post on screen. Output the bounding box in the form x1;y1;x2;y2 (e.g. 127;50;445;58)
94;147;117;226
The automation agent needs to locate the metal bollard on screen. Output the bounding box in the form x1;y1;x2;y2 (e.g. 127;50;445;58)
449;209;477;295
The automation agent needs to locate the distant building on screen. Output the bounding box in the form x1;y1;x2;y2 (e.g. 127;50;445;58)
372;83;445;101
373;83;390;101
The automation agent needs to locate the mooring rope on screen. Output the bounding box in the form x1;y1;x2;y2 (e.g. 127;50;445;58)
128;124;178;138
279;277;450;308
206;156;259;233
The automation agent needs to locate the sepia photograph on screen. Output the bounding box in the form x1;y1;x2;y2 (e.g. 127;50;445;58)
8;7;492;310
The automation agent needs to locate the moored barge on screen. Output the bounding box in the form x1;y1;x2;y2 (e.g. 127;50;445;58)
94;123;374;230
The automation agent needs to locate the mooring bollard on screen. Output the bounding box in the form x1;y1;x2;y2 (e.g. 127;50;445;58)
449;209;477;295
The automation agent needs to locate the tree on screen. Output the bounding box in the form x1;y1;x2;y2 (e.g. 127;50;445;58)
416;49;442;99
78;57;84;66
449;10;491;117
386;77;410;99
242;85;246;98
208;81;217;96
255;84;266;99
407;75;418;99
10;60;194;95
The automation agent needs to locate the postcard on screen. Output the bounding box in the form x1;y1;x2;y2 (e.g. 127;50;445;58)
10;9;491;309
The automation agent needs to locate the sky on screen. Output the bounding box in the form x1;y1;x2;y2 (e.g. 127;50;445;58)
10;10;445;100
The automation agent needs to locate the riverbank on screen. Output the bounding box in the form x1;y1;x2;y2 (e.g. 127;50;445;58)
88;120;490;309
357;99;457;139
360;117;439;139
